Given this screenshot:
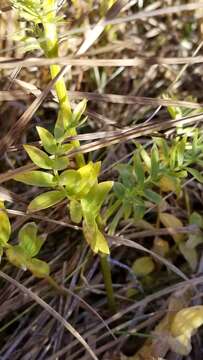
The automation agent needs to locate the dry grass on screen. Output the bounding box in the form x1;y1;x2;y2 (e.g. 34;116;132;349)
1;1;203;359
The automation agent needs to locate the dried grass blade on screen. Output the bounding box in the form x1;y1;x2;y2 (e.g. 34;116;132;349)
0;270;98;360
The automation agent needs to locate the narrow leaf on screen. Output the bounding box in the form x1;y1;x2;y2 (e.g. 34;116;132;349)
36;126;57;154
134;154;144;186
113;182;126;199
24;145;52;169
73;99;87;124
14;171;55;187
151;144;159;179
28;191;66;212
0;209;11;246
187;167;203;183
144;189;162;204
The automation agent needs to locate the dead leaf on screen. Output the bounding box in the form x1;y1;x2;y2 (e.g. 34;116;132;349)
169;306;203;355
124;288;192;360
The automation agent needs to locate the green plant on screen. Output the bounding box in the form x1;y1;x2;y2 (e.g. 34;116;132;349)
7;0;116;311
0;202;49;278
108;128;203;234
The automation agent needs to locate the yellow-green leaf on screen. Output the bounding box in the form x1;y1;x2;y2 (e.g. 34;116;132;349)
36;126;57;154
132;256;155;277
73;99;87;124
69;200;82;223
27;258;50;278
19;222;44;257
51;156;69;171
169;306;203;355
83;221;109;254
24;145;52;169
59;170;81;189
159;175;178;193
0;209;11;246
6;245;28;270
81;181;113;217
159;213;184;243
77;162;101;197
27;190;65;212
0;246;3;261
14;171;55;187
57;143;73;155
153;238;170;257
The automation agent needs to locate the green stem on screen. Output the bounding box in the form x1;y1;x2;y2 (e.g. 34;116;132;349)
42;0;85;167
100;254;116;313
42;1;115;313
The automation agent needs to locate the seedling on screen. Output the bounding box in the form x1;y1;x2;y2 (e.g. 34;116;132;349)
6;0;116;311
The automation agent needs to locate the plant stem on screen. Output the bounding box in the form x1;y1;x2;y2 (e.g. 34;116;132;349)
42;0;85;167
100;254;116;313
43;1;115;312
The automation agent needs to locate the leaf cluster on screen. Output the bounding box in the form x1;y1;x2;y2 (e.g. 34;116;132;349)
14;101;112;254
112;130;203;227
0;203;49;278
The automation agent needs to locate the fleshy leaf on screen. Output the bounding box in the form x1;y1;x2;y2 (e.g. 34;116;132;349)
77;162;101;197
159;213;184;243
27;190;65;212
6;246;28;271
57;143;73;155
14;171;55;187
69;200;82;223
24;145;52;169
36;126;58;154
18;222;44;257
59;170;81;189
83;221;109;254
0;208;11;246
132;256;155;277
51;156;69;171
169;306;203;355
81;181;113;217
27;258;50;278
